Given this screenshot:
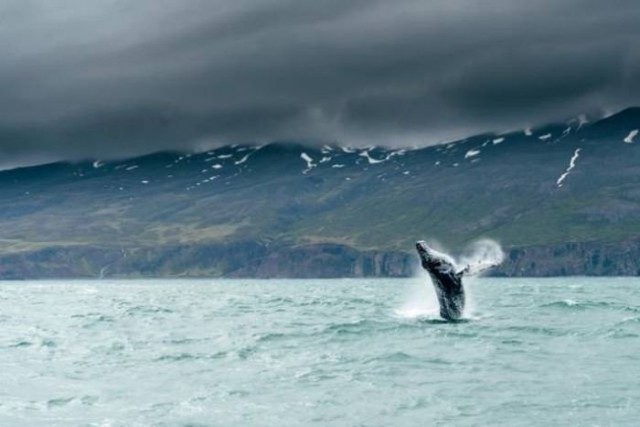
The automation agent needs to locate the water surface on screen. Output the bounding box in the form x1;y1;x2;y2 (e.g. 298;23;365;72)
1;277;639;426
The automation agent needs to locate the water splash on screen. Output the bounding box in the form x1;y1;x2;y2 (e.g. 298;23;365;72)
396;271;440;319
458;239;505;276
397;239;505;320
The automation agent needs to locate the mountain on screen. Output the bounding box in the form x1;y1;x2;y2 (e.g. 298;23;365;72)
1;108;640;278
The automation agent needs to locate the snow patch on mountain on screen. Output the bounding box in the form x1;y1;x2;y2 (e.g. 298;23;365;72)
624;129;638;143
465;149;480;159
300;153;316;173
234;154;249;165
359;150;385;164
557;148;581;188
358;148;406;164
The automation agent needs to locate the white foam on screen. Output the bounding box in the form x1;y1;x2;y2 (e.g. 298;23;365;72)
524;128;533;136
212;164;223;169
92;160;104;168
539;133;552;140
492;137;504;144
556;148;581;187
332;164;345;168
125;165;139;171
458;239;505;275
396;272;440;319
624;129;638;144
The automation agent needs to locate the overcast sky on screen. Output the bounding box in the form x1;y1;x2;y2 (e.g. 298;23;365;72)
1;0;639;166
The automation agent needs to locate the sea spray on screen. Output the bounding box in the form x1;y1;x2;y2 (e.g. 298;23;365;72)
398;239;505;319
457;239;504;317
458;239;505;275
396;270;440;319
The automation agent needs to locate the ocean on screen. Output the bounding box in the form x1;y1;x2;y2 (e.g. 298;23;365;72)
1;277;638;426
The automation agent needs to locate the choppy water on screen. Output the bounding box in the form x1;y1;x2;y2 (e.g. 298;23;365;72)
1;277;639;427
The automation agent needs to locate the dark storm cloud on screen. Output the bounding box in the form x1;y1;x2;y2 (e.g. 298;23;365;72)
0;0;639;166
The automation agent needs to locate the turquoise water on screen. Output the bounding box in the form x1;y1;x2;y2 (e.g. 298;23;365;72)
0;277;639;426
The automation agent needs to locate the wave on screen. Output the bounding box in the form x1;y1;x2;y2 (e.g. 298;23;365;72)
541;300;628;311
154;351;227;362
124;305;174;316
322;319;385;335
503;325;570;336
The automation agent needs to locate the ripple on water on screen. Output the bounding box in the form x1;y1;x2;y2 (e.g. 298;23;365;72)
40;338;57;348
125;305;174;316
154;351;227;362
6;340;33;348
1;278;639;427
46;397;75;408
541;299;627;312
322;319;383;335
502;325;569;337
73;313;115;328
605;316;640;338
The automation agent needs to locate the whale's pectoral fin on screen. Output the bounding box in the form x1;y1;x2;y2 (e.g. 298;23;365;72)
458;262;498;276
456;265;470;278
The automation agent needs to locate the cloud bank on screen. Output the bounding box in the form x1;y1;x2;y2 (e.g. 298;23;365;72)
1;0;639;166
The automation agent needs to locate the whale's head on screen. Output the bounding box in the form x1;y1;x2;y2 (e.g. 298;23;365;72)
415;240;456;272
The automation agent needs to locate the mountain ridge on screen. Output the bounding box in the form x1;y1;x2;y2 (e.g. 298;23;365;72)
1;107;639;278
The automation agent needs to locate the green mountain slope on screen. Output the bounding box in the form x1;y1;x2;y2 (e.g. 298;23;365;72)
1;108;640;277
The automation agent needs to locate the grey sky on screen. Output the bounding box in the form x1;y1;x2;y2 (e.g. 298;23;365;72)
1;0;639;166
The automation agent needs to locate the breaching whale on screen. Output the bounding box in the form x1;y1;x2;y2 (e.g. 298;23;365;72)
415;240;496;321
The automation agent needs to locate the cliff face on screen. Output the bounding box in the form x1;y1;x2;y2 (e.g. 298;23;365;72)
1;239;640;279
0;108;640;278
0;242;415;279
496;240;640;277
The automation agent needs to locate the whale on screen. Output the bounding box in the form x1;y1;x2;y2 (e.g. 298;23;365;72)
415;241;467;320
415;240;502;320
